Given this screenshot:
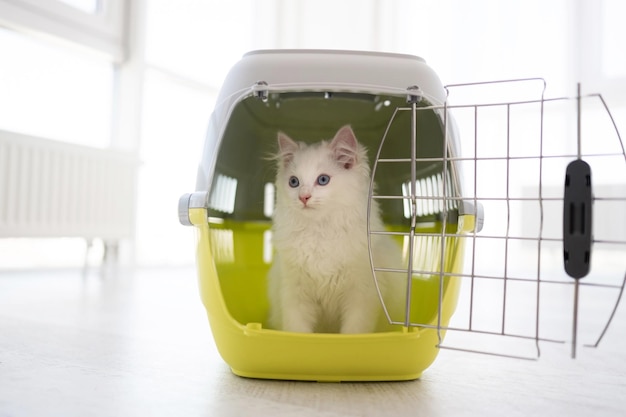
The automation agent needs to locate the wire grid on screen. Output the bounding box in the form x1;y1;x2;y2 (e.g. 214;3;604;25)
368;79;626;360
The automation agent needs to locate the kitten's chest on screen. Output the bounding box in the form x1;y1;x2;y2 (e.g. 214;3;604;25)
277;221;368;275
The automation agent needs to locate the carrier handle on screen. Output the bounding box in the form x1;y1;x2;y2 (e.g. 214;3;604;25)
457;200;484;233
178;192;208;226
563;159;593;279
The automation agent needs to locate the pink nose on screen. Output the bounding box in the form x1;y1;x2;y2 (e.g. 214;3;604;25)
299;194;311;205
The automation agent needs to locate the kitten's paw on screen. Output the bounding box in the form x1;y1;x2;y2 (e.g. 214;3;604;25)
340;318;376;334
282;321;315;333
340;305;378;334
282;314;316;333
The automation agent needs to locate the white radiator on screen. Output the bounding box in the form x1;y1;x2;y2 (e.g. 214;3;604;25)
0;130;137;243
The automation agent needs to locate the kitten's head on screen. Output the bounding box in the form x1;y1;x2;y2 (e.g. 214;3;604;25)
274;125;370;214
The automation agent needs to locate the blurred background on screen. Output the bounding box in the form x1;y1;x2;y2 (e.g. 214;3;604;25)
0;0;625;270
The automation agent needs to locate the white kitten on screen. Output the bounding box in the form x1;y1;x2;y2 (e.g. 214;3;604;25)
267;125;404;334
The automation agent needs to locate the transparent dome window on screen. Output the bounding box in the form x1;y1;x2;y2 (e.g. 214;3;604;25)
205;91;465;330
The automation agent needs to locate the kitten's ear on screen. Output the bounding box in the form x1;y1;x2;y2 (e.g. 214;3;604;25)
277;132;298;166
330;125;359;169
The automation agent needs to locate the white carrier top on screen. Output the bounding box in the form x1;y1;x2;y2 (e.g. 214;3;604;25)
216;49;446;106
196;49;450;194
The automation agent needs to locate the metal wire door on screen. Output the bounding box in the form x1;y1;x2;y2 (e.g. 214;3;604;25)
368;78;626;360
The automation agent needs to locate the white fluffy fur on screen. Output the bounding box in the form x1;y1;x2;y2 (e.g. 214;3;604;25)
267;125;403;334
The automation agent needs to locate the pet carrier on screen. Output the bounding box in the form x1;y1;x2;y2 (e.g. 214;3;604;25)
179;49;626;380
178;50;477;381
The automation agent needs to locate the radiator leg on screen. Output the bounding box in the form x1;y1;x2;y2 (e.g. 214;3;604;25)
83;239;119;278
103;241;119;264
82;239;94;279
101;241;120;279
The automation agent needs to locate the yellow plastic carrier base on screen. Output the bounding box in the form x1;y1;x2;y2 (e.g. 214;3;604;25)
190;209;465;382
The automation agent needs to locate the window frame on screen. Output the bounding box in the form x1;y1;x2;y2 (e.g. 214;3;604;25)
0;0;128;62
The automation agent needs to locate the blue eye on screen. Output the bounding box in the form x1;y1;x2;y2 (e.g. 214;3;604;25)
317;174;330;186
288;176;299;188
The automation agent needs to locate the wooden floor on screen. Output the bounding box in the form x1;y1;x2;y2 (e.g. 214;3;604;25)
1;266;625;416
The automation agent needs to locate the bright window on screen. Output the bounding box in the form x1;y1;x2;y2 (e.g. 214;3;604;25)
0;26;114;147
